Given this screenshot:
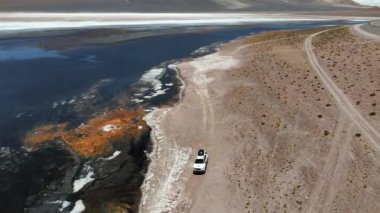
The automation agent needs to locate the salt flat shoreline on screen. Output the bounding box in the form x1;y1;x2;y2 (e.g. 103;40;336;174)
1;12;379;20
0;12;378;32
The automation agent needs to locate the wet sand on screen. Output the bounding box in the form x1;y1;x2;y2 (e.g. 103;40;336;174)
141;25;380;212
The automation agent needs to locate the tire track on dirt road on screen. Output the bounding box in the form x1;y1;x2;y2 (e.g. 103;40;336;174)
304;27;380;152
304;115;353;213
194;74;215;139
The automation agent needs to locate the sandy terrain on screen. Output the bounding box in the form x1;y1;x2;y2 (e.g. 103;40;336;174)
140;24;380;212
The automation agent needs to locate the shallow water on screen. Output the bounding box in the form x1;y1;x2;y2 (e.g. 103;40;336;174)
0;47;64;61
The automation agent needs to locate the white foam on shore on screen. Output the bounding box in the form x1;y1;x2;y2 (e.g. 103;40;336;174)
132;98;144;103
70;200;85;213
101;150;122;160
52;102;59;109
102;124;119;132
68;98;76;104
79;78;112;101
59;201;71;211
140;109;192;213
189;52;239;72
73;165;95;193
141;67;166;91
189;52;239;89
15;112;25;118
352;0;380;7
133;67;170;101
143;88;169;99
73;171;95;192
192;45;214;56
48;200;71;212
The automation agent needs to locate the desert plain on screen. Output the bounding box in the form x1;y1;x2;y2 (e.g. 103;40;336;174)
140;22;380;213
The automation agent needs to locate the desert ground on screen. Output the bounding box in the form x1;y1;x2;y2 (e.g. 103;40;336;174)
140;22;380;212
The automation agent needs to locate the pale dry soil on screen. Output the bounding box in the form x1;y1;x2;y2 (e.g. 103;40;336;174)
140;26;380;213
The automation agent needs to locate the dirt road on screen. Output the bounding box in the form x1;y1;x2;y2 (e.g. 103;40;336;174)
352;23;380;41
304;26;380;151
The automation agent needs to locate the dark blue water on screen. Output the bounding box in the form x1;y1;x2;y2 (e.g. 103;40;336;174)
0;20;362;147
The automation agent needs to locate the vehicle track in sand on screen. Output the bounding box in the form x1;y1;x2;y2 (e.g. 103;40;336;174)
304;26;380;212
195;84;215;139
304;115;353;213
305;27;380;152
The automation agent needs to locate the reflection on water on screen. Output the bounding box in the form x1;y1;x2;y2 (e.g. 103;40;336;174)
0;47;65;61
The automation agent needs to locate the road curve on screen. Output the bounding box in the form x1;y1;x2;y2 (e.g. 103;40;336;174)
304;27;380;152
352;24;380;41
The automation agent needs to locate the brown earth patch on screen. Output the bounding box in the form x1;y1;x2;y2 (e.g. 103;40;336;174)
24;108;148;156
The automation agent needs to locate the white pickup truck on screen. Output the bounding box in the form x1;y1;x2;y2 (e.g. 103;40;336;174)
193;149;208;174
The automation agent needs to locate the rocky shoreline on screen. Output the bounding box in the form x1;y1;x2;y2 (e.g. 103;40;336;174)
15;108;152;213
